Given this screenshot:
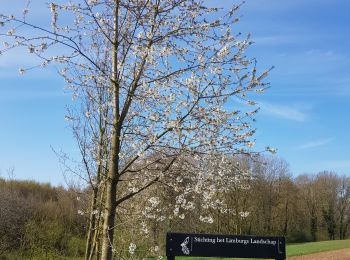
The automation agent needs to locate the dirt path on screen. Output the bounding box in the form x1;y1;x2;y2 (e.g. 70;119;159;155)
288;248;350;260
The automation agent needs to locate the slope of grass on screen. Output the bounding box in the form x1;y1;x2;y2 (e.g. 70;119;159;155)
287;239;350;257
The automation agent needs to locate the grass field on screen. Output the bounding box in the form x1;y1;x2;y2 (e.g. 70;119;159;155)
287;239;350;257
173;239;350;259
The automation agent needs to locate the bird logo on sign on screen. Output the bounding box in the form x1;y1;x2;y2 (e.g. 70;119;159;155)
181;237;190;255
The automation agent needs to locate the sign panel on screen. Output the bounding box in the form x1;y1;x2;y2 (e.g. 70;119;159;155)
166;232;285;259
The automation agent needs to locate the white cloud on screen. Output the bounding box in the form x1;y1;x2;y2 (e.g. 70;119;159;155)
252;35;296;46
242;0;332;13
295;138;334;150
0;90;65;101
305;49;342;60
259;102;308;122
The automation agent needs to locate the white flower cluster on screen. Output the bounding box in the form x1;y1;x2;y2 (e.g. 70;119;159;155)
128;242;136;255
148;196;160;207
199;215;214;224
239;211;250;218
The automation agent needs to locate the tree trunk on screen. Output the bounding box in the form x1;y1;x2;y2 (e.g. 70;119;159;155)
88;185;105;260
85;188;98;260
100;1;120;259
100;130;119;259
100;168;118;259
283;199;289;236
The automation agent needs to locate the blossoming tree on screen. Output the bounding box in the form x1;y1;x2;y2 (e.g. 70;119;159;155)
0;0;272;259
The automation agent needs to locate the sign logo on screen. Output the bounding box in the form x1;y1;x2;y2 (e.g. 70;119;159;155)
180;237;190;255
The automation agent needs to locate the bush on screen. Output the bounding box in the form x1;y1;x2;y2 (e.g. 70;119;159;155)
67;236;85;257
287;230;312;243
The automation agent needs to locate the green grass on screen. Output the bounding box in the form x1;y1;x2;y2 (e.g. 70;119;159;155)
172;239;350;259
287;239;350;257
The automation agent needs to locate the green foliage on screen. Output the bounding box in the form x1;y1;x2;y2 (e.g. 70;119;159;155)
0;178;86;258
67;237;85;257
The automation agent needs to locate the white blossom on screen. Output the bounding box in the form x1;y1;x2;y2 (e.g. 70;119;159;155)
148;197;160;207
173;207;179;216
18;68;25;75
199;215;214;224
129;242;136;255
239;211;250;218
22;8;29;15
28;45;35;53
266;146;278;154
41;61;49;68
88;0;98;5
50;3;58;31
141;222;149;234
6;29;15;36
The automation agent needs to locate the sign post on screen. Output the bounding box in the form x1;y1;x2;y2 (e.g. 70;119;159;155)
166;232;285;260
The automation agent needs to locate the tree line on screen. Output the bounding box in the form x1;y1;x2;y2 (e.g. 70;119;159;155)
0;178;86;258
1;156;350;258
119;155;350;258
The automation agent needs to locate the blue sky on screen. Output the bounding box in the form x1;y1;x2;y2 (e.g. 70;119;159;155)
1;0;350;185
238;0;350;176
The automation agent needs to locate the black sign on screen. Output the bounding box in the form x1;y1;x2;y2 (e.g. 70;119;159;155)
166;232;285;260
